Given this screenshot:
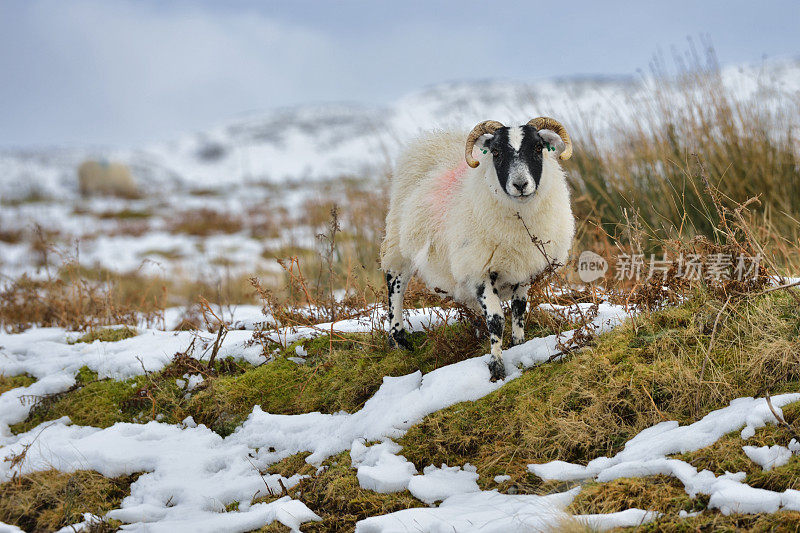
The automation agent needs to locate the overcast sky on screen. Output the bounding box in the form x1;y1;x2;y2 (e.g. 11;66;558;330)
1;0;798;148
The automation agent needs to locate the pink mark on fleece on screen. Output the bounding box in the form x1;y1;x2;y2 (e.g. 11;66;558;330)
429;161;468;225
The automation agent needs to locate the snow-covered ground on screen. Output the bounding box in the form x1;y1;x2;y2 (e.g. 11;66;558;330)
2;301;800;531
0;181;325;281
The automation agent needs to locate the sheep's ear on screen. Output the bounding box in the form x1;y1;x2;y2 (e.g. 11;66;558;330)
538;129;566;157
469;133;495;160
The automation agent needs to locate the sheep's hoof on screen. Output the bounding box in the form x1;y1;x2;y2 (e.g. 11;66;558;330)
488;358;506;382
389;330;413;351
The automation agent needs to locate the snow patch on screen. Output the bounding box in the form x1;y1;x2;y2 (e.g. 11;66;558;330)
350;440;417;493
407;464;480;504
528;394;800;516
355;487;656;532
0;419;317;531
743;445;793;471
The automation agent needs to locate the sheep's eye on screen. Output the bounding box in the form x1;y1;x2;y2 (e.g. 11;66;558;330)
491;149;500;158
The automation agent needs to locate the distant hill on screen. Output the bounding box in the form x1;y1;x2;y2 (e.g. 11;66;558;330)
1;59;797;201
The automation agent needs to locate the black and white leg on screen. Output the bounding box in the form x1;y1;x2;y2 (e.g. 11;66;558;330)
386;270;412;350
510;283;529;346
477;272;506;381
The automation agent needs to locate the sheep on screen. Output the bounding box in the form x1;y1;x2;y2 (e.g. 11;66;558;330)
78;160;139;198
380;117;575;381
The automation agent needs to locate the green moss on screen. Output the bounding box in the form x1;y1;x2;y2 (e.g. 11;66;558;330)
75;365;99;384
7;312;552;439
71;327;138;344
187;330;452;436
187;316;551;437
0;374;36;394
225;501;240;512
267;452;316;478
11;373;149;433
3;320;474;436
10;361;208;434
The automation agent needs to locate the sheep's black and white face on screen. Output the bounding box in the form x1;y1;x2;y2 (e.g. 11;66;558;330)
481;125;564;201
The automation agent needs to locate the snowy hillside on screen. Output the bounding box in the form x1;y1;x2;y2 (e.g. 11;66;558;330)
1;58;798;201
4;294;800;531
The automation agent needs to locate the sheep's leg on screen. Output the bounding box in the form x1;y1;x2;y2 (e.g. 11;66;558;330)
510;283;529;346
386;270;412;350
477;272;506;381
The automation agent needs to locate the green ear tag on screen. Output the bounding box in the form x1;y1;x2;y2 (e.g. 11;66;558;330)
482;149;487;154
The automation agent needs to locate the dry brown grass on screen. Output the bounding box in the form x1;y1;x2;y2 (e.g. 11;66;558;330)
0;470;136;532
0;261;270;333
0;265;165;333
570;474;800;531
570;476;700;516
253;179;389;304
651;512;800;532
0;374;36;395
0;228;24;244
569;44;800;271
168;208;244;236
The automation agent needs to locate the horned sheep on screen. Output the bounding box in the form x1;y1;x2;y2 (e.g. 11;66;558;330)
380;117;575;381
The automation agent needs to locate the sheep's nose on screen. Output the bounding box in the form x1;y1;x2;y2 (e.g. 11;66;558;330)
512;182;525;193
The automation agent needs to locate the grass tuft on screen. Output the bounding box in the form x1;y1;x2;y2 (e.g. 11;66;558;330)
0;470;136;532
0;374;36;395
569;475;701;516
71;327;138;344
168;208;244;236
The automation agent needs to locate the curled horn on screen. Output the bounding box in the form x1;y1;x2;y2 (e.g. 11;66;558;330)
464;120;505;168
527;117;572;161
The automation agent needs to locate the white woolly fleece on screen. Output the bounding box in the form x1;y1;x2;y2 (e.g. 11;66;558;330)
381;129;575;307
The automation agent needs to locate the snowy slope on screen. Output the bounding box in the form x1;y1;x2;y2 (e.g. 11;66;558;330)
3;302;800;531
0;303;624;531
